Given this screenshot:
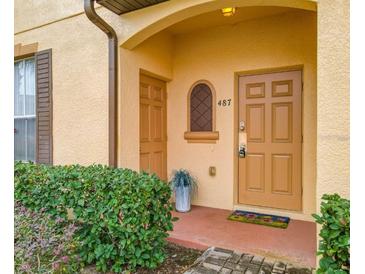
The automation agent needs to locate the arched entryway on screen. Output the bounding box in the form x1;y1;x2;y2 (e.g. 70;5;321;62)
120;2;317;220
120;0;317;49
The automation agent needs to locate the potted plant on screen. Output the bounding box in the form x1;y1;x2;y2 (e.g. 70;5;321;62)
169;169;197;212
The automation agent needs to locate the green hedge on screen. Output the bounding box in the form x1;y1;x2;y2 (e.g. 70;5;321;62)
313;194;350;274
15;162;175;272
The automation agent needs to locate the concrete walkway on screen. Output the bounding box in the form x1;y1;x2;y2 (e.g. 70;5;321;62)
184;247;312;274
168;206;316;267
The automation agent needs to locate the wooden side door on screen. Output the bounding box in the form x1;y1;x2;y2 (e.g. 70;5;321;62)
139;74;167;181
238;70;302;210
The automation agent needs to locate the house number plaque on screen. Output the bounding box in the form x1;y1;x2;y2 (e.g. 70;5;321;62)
218;99;231;106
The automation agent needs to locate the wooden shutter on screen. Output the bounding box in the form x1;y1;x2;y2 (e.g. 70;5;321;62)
35;49;53;164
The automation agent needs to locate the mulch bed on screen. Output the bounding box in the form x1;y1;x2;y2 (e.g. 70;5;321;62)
82;242;203;274
134;243;202;274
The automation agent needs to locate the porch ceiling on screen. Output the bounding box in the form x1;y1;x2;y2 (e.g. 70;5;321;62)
96;0;168;15
167;6;297;35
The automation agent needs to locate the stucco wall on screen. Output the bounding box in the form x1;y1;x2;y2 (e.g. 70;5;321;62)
317;0;350;202
14;0;349;221
118;0;317;49
165;10;317;218
14;1;175;167
15;0;85;34
14;9;118;166
118;32;173;169
14;1;318;218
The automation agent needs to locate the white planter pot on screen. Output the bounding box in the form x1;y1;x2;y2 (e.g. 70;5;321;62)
175;185;191;212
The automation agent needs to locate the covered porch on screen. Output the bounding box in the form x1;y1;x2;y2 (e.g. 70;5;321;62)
116;2;318;268
168;206;316;268
120;3;318;220
94;0;347;270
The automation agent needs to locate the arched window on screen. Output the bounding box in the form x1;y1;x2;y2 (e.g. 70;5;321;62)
184;80;219;143
190;83;212;131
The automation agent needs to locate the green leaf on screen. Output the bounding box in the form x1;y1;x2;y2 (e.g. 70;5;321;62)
314;193;349;273
14;162;175;272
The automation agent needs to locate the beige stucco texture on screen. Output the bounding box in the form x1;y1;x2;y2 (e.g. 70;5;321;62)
117;8;317;220
118;0;317;49
118;32;173;169
15;7;118;166
317;0;349;202
118;0;348;221
15;0;349;222
169;10;317;216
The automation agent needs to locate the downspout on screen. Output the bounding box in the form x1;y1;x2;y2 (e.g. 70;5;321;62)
84;0;118;167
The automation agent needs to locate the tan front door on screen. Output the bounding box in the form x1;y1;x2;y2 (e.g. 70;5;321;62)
238;70;302;210
139;74;167;181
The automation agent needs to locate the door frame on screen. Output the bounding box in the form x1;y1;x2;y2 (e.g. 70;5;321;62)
139;70;169;181
233;65;304;210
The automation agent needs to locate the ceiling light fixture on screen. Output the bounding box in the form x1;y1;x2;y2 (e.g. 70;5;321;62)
221;7;236;17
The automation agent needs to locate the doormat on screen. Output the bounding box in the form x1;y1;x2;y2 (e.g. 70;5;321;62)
228;210;290;229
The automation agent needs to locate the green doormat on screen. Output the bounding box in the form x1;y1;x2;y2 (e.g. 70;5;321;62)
228;210;290;229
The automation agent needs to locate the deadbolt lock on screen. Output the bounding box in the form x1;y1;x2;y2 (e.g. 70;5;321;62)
239;144;246;158
239;121;245;131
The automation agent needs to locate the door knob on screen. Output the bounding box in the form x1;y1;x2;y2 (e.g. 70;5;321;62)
239;144;246;158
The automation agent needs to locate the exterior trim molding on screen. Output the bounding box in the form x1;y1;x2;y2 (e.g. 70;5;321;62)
14;43;38;59
184;131;219;143
14;11;90;35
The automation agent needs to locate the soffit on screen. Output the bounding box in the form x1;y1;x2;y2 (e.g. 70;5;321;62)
96;0;168;15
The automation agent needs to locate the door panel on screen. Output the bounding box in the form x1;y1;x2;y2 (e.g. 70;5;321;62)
271;154;293;194
140;104;150;141
238;70;302;211
246;154;265;192
247;104;265;142
272;102;293;142
139;74;167;181
152;106;163;140
140;153;150;172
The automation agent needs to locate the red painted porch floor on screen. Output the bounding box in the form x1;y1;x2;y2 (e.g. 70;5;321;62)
167;205;316;268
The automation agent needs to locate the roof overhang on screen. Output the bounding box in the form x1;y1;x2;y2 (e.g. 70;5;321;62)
96;0;168;15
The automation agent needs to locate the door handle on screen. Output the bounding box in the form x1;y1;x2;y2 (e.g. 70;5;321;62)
239;144;246;158
238;126;247;158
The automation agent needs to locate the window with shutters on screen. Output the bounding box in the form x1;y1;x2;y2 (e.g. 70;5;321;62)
14;47;53;164
184;80;219;143
14;58;36;161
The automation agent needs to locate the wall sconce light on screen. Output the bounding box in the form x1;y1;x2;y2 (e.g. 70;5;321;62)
221;7;236;17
